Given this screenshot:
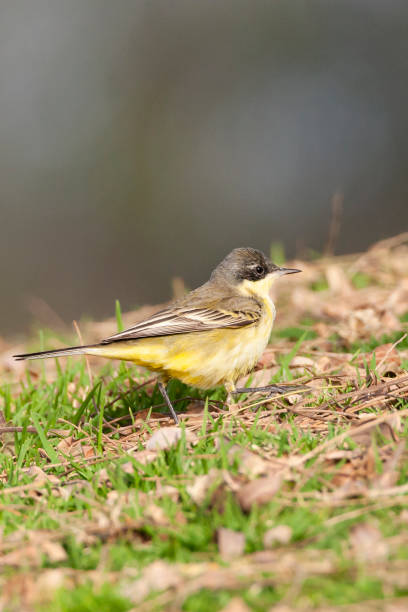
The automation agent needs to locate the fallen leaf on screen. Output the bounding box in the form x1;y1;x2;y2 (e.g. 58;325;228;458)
217;528;246;560
81;444;95;459
263;525;292;548
290;356;315;368
121;461;135;475
338;307;401;345
220;597;251;612
286;393;302;405
313;321;331;339
122;560;182;603
399;509;408;524
56;436;75;456
0;544;41;568
385;603;408;612
146;426;181;450
132;449;158;465
25;466;60;486
95;468;111;487
186;469;221;504
228;446;269;478
35;569;66;597
144;503;170;526
41;541;67;563
256;349;278;368
236;474;283;512
154;482;180;501
350;523;389;563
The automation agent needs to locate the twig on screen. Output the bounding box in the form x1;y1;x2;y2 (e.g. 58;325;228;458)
376;333;407;372
290;407;408;468
0;426;62;435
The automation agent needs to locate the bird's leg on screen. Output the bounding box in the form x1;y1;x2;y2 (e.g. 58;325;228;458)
232;383;308;396
158;381;179;425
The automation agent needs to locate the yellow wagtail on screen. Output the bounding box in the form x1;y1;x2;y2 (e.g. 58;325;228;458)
14;248;301;423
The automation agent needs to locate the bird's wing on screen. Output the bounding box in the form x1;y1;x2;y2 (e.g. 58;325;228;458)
102;301;260;343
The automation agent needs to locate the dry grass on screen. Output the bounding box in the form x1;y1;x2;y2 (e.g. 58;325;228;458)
0;234;407;611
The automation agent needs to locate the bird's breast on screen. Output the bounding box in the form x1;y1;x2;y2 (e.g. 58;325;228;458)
164;297;276;388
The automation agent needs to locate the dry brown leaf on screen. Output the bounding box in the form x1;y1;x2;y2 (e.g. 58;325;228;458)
228;445;270;479
217;527;246;560
56;435;75;456
186;469;221;504
315;353;349;372
41;540;67;563
131;449;158;465
263;525;292;548
290;355;315;368
399;510;408;524
25;466;60;486
385;603;408;612
81;444;96;459
122;560;182;604
256;349;278;368
144;503;170;526
146;426;181;450
286;393;302;405
0;544;41;568
36;568;66;593
96;468;111;486
154;482;180;502
121;461;135;475
350;523;389;563
338;307;401;345
236;474;283;512
313;321;332;339
57;480;90;501
220;597;252;612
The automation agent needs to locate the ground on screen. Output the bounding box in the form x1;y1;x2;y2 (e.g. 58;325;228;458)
0;234;408;611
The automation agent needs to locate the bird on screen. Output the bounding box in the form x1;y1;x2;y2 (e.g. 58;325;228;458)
14;248;301;424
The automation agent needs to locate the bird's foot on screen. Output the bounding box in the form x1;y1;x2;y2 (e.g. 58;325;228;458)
232;383;308;398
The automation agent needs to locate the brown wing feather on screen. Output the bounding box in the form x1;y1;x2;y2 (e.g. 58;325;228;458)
102;298;260;344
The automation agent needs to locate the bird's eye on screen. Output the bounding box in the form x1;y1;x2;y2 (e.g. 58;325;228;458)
255;265;264;275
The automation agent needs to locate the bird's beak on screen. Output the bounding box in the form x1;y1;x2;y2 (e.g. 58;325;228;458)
275;267;302;276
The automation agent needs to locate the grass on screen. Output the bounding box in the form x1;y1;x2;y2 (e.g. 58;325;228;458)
1;346;407;611
1;239;408;610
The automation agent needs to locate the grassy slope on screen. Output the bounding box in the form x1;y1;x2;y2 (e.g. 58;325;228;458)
1;240;408;611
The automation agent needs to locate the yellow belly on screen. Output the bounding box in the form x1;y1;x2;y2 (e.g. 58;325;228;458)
86;307;274;389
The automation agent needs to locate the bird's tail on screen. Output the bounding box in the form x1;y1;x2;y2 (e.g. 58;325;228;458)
14;344;98;361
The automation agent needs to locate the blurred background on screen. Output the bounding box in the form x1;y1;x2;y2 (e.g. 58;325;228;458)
1;0;408;336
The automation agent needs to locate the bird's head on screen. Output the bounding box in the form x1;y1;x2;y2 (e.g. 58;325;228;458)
211;247;301;298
